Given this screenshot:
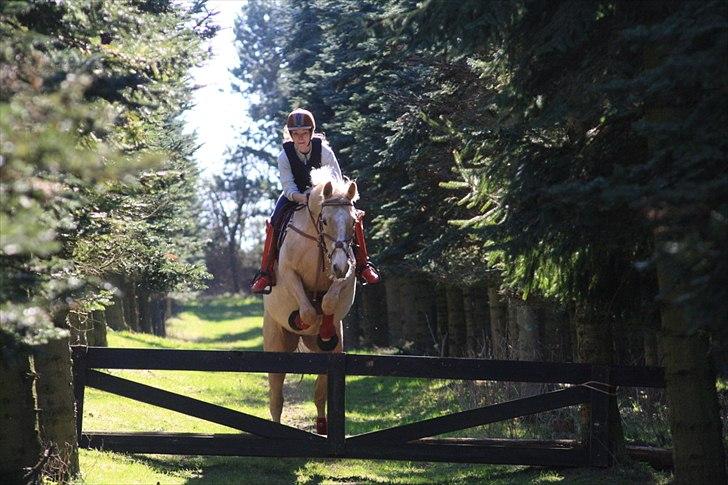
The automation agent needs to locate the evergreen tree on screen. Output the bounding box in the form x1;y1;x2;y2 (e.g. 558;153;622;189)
1;0;215;478
398;0;727;479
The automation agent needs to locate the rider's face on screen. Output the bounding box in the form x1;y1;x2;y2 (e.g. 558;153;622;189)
290;129;312;152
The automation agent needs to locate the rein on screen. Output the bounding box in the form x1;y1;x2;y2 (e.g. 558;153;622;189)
285;195;355;304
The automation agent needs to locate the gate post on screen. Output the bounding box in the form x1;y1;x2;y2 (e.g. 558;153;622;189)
71;345;88;443
327;352;346;456
588;365;612;467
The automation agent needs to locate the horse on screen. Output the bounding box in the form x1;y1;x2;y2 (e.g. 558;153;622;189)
262;166;358;435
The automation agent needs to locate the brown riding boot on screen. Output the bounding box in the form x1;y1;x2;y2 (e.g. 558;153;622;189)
250;221;277;294
354;215;380;285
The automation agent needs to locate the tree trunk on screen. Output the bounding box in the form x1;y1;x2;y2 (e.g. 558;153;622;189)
90;310;108;347
104;295;128;331
488;286;508;359
656;258;727;483
463;284;489;357
643;327;660;367
445;285;466;357
137;289;153;334
0;352;40;482
643;42;727;480
150;293;167;337
343;291;362;349
66;311;89;346
227;242;241;293
515;298;542;396
541;306;570;362
384;277;404;348
515;298;541;362
33;337;79;480
361;284;389;347
435;284;448;356
122;278;140;332
574;302;625;460
105;273;128;331
399;275;436;355
506;296;519;360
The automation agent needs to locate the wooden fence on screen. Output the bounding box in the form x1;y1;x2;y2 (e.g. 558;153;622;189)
71;347;667;467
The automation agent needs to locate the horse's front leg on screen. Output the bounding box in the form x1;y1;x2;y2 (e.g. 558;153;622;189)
321;277;346;316
279;265;318;327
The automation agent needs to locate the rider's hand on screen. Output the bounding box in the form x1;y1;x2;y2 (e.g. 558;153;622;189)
292;192;307;205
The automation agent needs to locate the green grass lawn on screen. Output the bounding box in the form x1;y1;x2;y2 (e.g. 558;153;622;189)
74;295;668;484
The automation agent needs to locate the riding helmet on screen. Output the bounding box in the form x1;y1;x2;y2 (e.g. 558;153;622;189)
286;108;315;132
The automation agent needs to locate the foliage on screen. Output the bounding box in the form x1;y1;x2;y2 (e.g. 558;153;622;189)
0;0;216;349
398;0;728;339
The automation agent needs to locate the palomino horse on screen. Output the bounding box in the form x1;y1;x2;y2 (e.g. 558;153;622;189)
263;167;358;434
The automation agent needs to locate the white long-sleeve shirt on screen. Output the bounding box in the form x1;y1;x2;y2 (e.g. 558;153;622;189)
277;141;343;201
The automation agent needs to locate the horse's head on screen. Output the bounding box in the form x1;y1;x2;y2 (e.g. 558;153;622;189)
309;168;359;280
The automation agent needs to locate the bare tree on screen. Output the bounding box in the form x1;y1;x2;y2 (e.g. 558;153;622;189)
204;152;274;293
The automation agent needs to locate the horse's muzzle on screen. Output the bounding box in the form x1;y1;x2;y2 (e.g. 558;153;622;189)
332;262;350;279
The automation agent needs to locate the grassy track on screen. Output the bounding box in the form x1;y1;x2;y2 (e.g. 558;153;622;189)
75;296;667;484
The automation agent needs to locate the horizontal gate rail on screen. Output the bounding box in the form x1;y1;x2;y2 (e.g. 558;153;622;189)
81;432;332;457
78;347;330;374
79;432;588;466
85;370;322;441
347;386;590;446
71;346;668;467
345;354;664;387
74;347;664;387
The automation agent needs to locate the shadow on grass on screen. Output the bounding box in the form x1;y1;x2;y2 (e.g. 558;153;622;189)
128;454;309;484
183;296;264;322
193;328;262;345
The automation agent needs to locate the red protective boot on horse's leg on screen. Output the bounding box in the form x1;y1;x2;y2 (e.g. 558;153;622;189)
250;221;277;294
316;417;327;435
354;215;380;285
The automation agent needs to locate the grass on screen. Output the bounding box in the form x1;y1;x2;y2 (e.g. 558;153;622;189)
74;295;669;484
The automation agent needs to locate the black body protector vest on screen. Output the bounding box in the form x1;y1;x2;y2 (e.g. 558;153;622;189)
282;137;323;193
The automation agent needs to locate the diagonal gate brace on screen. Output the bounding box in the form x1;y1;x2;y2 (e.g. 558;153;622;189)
347;385;590;445
85;370;324;442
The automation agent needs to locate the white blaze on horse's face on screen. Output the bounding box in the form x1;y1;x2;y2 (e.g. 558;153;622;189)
321;181;357;280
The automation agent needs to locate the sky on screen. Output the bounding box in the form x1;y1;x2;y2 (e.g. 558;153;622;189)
182;0;249;179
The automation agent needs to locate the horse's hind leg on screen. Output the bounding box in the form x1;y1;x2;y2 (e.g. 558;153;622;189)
314;373;327;434
263;311;298;422
268;372;285;423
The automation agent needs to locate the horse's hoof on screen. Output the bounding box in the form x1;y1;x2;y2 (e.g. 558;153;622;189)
288;311;310;330
316;417;327;435
317;334;338;352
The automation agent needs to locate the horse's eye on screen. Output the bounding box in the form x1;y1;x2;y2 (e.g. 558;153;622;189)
321;219;328;226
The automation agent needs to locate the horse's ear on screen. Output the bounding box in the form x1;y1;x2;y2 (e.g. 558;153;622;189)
347;181;358;200
323;181;333;199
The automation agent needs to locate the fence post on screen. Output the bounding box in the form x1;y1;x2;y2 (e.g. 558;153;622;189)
327;352;346;456
588;365;612;467
71;345;88;444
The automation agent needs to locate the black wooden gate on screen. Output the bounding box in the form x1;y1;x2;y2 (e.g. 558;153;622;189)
71;347;665;467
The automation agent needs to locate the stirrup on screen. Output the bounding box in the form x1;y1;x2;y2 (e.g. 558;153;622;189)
250;270;274;294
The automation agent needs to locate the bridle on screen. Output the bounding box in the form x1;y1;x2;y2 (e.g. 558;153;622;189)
286;194;356;281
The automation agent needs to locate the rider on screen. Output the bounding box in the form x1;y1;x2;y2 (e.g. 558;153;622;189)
250;108;380;294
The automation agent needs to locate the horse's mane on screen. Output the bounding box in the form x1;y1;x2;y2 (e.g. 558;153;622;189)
310;166;359;203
